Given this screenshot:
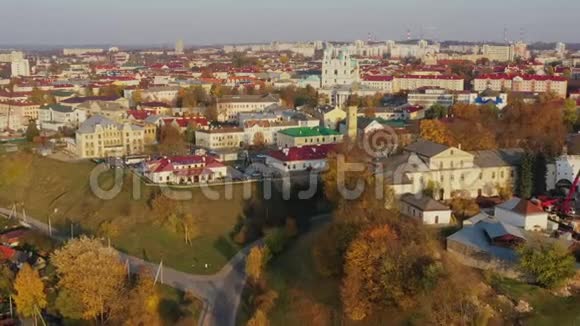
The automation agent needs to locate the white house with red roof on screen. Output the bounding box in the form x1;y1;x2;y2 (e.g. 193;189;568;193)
265;144;336;172
143;155;228;185
494;197;549;231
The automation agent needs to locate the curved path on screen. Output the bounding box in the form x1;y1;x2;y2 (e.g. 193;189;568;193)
0;207;329;326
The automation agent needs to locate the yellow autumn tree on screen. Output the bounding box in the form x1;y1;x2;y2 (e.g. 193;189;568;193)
51;236;127;322
245;246;271;282
13;264;47;318
247;309;269;326
419;119;454;146
123;271;162;326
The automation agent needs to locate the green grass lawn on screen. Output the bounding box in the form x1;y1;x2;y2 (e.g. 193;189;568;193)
491;275;580;325
0;152;248;274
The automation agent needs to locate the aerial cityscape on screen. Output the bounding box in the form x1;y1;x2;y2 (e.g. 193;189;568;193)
2;1;580;325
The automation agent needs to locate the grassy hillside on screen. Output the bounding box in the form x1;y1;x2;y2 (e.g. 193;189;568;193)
0;152;247;274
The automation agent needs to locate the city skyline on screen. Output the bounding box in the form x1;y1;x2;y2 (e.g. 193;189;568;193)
1;0;580;46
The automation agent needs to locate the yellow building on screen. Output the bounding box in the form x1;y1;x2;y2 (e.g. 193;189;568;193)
76;115;145;158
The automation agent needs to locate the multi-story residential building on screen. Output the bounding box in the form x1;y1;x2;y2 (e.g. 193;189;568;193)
388;39;440;59
77;101;127;122
216;94;280;122
63;48;104;56
382;140;523;200
10;59;30;77
276;126;342;148
361;75;394;92
0;51;24;63
0;101;39;121
76;115;145;159
38;104;87;130
481;44;515;62
407;88;455;107
140;86;180;104
473;74;568;98
394;75;464;92
175;40;184;55
0;111;24;131
265;144;336;172
321;48;360;88
195;128;245;149
143;155;228;185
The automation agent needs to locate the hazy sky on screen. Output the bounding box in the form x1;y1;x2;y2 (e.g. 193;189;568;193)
1;0;579;46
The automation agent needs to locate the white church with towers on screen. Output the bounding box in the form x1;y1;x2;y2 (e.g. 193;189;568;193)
321;47;360;88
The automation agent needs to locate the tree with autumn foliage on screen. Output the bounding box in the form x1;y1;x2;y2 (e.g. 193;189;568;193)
341;223;441;320
158;124;187;155
246;246;271;283
252;132;266;147
122;271;162;326
51;236;127;323
13;264;47;319
419;119;454;146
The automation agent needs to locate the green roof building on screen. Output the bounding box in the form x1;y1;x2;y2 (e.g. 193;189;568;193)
277;127;343;148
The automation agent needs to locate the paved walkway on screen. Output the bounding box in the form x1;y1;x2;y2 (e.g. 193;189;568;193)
0;207;329;326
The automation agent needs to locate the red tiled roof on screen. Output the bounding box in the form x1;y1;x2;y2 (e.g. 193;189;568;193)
513;199;545;216
140;101;171;108
0;245;16;260
163;116;209;128
398;75;463;80
477;73;567;82
127;110;154;121
362;75;393;82
267;144;336;162
147;155;224;173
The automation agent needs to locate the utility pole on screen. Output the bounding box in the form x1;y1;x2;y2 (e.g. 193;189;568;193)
154;260;164;285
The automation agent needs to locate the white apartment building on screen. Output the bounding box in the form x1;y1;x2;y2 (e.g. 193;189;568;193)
140;86;180;104
481;44;515;62
76;115;144;158
473;74;568;98
361;76;394;92
407;88;455;107
195;128;245;149
0;51;24;63
0;111;24;131
63;48;104;56
0;101;39;121
11;59;30;77
389;39;440;60
38;104;87;130
321;48;360;88
216;94;280;122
